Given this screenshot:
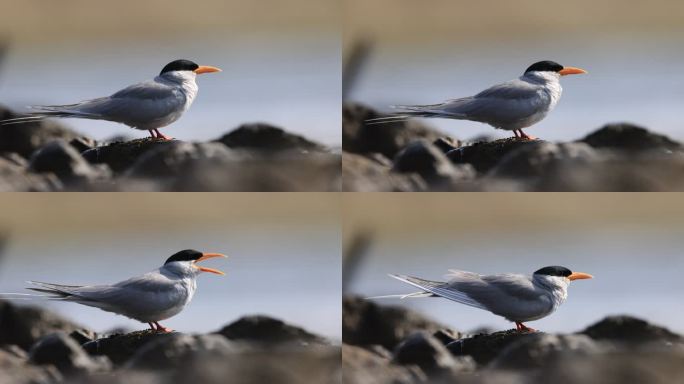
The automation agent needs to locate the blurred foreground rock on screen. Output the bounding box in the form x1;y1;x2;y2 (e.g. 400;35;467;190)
343;102;684;191
0;302;340;384
0;106;340;191
342;296;684;384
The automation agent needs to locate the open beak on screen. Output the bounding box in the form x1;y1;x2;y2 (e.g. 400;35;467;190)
559;66;587;76
194;65;222;75
568;271;593;281
193;252;227;275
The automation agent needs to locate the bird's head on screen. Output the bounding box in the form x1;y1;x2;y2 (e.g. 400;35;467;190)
159;59;221;83
533;266;593;288
523;60;587;82
162;249;227;276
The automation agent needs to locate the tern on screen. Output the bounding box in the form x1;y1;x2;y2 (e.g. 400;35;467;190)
367;60;587;139
0;60;221;140
0;249;227;332
371;266;592;332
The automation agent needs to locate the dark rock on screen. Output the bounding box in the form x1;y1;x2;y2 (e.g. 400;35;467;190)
580;316;682;343
445;329;534;365
29;140;110;183
0;300;86;351
343;103;452;159
433;137;460;153
0;346;62;384
393;139;475;187
580;123;682;152
69;329;97;345
432;329;460;345
81;138;177;173
343;296;457;351
342;152;424;192
216;123;326;152
393;331;475;376
29;332;109;374
126;333;237;370
124;141;242;179
0;105;84;158
490;333;604;370
343;343;423;384
447;137;541;173
216;315;328;345
69;137;100;153
486;142;601;180
82;329;174;365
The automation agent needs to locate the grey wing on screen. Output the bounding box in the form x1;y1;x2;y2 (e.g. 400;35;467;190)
447;272;543;315
389;274;486;309
33;80;186;126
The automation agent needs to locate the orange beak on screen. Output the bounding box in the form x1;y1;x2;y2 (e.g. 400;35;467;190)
568;271;593;281
559;66;587;76
193;252;227;275
194;65;222;75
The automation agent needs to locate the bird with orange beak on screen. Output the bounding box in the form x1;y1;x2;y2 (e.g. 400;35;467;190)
367;60;587;139
0;59;221;140
372;266;593;332
1;249;228;332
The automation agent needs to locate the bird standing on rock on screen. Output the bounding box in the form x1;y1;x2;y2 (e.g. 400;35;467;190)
367;60;587;140
0;59;221;140
370;266;593;332
0;249;228;332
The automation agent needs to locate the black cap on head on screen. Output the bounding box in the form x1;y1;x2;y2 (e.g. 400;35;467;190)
524;60;564;74
164;249;203;264
533;266;572;277
160;59;199;75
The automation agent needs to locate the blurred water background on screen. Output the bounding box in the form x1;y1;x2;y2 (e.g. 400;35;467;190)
344;0;684;141
0;0;340;145
343;194;684;333
0;194;341;340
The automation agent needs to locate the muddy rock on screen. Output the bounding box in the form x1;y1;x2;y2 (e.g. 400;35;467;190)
446;138;541;173
0;346;62;384
343;103;451;159
216;315;328;346
29;140;110;183
342;152;424;191
343;296;456;351
343;344;423;384
393;331;475;377
82;330;175;365
216;123;326;153
171;345;341;384
0;300;86;351
0;154;61;191
126;333;238;370
490;333;605;370
580;315;682;343
580;123;682;152
393;139;475;188
0;105;84;159
29;332;110;375
81;138;178;173
445;330;535;365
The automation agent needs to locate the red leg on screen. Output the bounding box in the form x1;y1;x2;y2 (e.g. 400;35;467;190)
513;130;520;138
515;322;536;333
148;129;157;138
148;322;157;330
518;130;537;140
153;129;173;141
153;321;173;333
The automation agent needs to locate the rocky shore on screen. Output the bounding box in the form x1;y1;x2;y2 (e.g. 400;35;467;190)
343;102;684;191
0;300;340;384
0;105;341;191
343;296;684;384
